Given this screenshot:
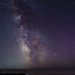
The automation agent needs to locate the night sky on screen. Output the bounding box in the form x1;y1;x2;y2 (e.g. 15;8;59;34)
0;0;75;69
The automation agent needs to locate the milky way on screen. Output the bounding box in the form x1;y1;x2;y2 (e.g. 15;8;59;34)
0;0;75;69
13;4;49;68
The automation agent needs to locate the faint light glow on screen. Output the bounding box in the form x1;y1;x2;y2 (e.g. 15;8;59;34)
22;43;30;54
12;14;21;24
24;33;28;37
16;15;21;20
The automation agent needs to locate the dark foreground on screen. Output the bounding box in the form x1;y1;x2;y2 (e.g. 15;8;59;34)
1;68;75;75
